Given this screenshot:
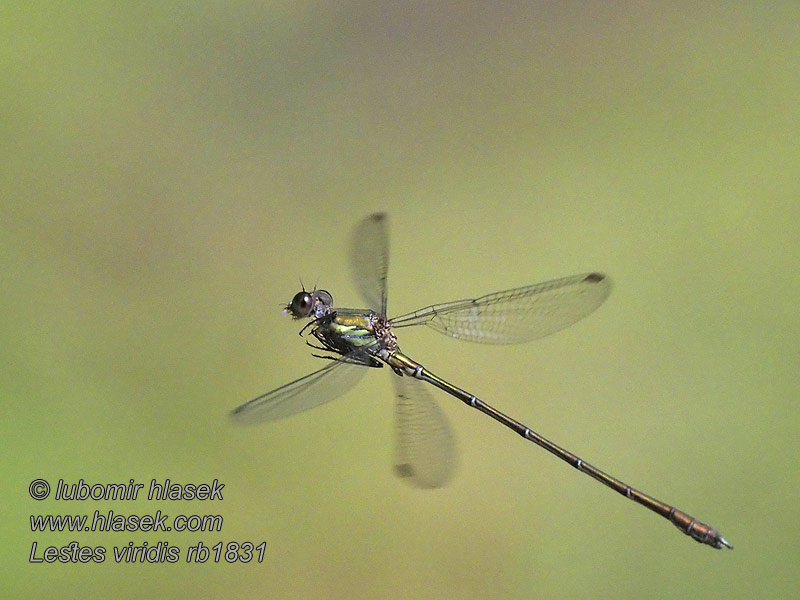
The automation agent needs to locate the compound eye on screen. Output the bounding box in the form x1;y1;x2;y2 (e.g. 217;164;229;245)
289;292;314;317
314;290;333;308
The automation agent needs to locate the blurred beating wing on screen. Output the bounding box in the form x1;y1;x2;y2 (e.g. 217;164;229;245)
390;272;611;344
392;373;457;488
230;357;367;425
350;212;390;317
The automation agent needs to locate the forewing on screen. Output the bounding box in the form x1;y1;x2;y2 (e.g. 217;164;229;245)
230;358;367;425
390;272;610;344
392;373;457;488
350;212;389;316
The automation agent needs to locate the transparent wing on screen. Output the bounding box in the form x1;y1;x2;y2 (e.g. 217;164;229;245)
390;272;611;344
392;373;457;488
350;212;389;317
230;357;367;425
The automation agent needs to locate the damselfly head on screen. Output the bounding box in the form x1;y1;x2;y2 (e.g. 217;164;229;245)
283;289;334;319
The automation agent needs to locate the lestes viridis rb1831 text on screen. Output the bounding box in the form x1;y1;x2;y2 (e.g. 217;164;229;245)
231;213;731;550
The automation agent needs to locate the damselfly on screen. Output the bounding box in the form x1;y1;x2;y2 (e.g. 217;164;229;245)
232;213;731;550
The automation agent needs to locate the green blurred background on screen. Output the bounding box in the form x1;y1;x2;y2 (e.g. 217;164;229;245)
3;2;799;598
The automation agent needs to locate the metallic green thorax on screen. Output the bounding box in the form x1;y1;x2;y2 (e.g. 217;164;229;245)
328;313;378;347
312;310;397;364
